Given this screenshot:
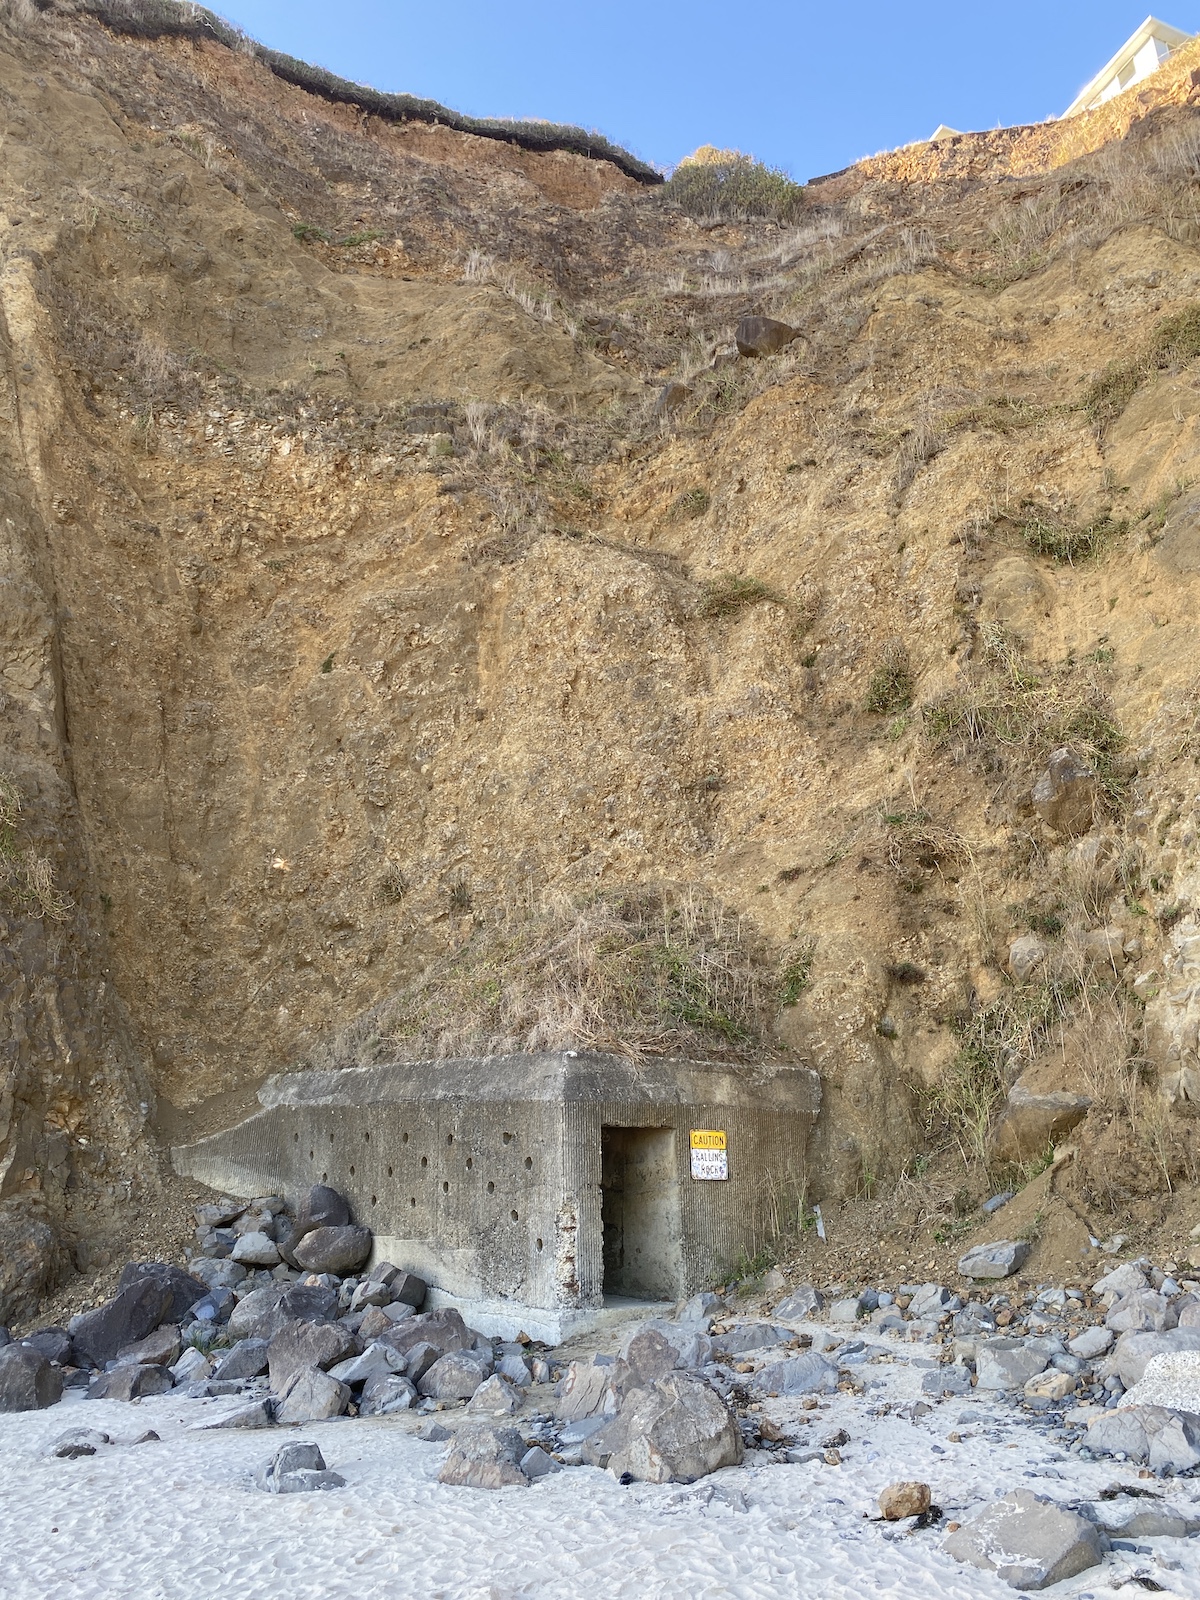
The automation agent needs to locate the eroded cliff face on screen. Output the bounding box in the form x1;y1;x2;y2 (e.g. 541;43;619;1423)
5;2;1200;1297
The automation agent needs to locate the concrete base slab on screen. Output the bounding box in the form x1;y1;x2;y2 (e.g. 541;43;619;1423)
424;1288;672;1346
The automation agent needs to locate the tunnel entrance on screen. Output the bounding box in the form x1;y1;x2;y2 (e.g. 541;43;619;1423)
600;1125;683;1301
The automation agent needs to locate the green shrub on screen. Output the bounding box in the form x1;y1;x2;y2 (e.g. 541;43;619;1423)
664;149;807;224
864;642;913;714
1019;508;1125;564
699;573;781;618
1084;303;1200;428
669;486;710;521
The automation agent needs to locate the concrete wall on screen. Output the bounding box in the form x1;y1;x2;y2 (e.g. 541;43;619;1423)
172;1052;819;1316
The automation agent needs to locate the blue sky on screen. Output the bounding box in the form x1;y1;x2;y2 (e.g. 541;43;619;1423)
217;3;1197;180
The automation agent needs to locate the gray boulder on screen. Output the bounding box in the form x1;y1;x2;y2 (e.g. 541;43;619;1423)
88;1363;173;1401
1094;1498;1194;1539
1067;1325;1112;1360
195;1199;249;1228
908;1284;956;1319
21;1326;73;1366
619;1319;712;1372
115;1325;181;1368
830;1295;866;1323
292;1226;373;1277
469;1374;522;1415
71;1277;173;1367
279;1184;351;1266
496;1352;532;1387
211;1339;270;1382
188;1258;247;1292
1031;747;1098;836
51;1427;111;1459
438;1424;529;1489
735;314;800;358
273;1365;350;1424
1110;1328;1200;1388
117;1263;209;1324
0;1202;61;1327
0;1344;63;1412
992;1086;1090;1162
377;1307;472;1363
584;1371;743;1484
1107;1290;1173;1334
193;1398;273;1430
404;1340;443;1386
957;1241;1029;1280
418;1349;492;1402
358;1373;417;1415
388;1270;427;1309
1087;1404;1200;1473
1120;1349;1200;1411
944;1487;1104;1590
678;1291;725;1326
557;1355;616;1423
1007;935;1047;984
267;1319;360;1392
753;1351;838;1396
774;1286;824;1320
1094;1261;1150;1297
713;1323;790;1357
520;1445;560;1480
257;1440;345;1495
328;1344;401;1387
227;1283;337;1342
231;1232;281;1268
975;1338;1050;1390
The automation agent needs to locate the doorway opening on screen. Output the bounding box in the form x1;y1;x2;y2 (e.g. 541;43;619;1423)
600;1126;683;1301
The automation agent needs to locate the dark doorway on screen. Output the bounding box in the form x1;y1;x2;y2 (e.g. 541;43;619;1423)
600;1126;683;1300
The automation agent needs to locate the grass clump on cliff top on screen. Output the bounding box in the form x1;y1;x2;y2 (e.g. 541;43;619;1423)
317;885;781;1067
664;147;808;224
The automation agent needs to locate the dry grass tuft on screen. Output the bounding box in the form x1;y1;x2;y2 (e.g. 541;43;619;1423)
0;777;71;922
313;884;782;1069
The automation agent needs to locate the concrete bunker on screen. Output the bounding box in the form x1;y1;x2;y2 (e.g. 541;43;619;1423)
173;1051;819;1340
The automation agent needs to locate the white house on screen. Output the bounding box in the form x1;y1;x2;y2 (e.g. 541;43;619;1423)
1063;16;1194;118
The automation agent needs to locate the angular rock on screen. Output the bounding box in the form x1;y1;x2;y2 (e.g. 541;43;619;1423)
1024;1368;1076;1401
187;1257;247;1292
292;1225;373;1277
279;1185;351;1266
21;1326;73;1366
944;1487;1104;1590
1119;1348;1200;1412
923;1365;974;1398
1067;1325;1113;1360
1031;747;1098;837
418;1418;451;1442
388;1270;427;1309
115;1324;181;1368
231;1232;281;1268
349;1279;393;1313
1107;1289;1172;1334
227;1282;336;1342
1088;1403;1200;1473
557;1355;616;1423
1093;1261;1150;1297
584;1371;743;1484
957;1241;1029;1281
439;1424;529;1489
1110;1328;1200;1388
908;1284;956;1320
171;1347;213;1385
678;1291;725;1326
879;1481;931;1520
520;1445;560;1480
116;1263;209;1325
652;380;692;419
496;1352;532;1387
197;1398;273;1430
358;1373;417;1415
774;1286;824;1320
468;1374;522;1415
754;1352;839;1396
274;1364;350;1424
0;1201;60;1327
830;1295;866;1323
51;1427;111;1459
257;1440;345;1494
1094;1499;1192;1539
404;1340;442;1386
1007;934;1047;984
992;1086;1091;1163
618;1319;711;1373
419;1349;492;1402
713;1323;790;1358
89;1362;173;1401
735;314;800;358
267;1319;360;1392
211;1339;270;1382
377;1307;472;1363
0;1344;63;1412
328;1344;402;1387
195;1199;249;1228
71;1277;173;1368
975;1338;1050;1390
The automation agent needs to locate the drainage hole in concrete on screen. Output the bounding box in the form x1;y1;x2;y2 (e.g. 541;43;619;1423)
409;1196;416;1208
465;1156;473;1169
363;1131;370;1143
402;1132;409;1143
446;1133;454;1145
442;1181;449;1194
511;1209;519;1222
421;1156;428;1168
487;1181;495;1194
387;1165;393;1177
349;1165;355;1176
525;1157;533;1170
371;1194;378;1206
536;1238;543;1251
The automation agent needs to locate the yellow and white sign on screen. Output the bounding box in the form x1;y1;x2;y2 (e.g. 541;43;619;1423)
690;1129;728;1180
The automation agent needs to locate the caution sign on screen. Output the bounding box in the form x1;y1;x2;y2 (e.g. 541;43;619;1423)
690;1129;728;1181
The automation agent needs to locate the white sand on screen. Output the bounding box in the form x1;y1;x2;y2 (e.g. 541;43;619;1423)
3;1348;1200;1599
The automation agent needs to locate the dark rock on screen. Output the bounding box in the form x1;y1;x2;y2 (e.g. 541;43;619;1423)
378;1307;472;1363
194;1199;249;1229
0;1201;61;1327
292;1226;373;1277
1031;747;1098;837
88;1362;173;1401
652;381;692;418
774;1286;824;1320
753;1352;838;1396
438;1424;529;1489
274;1364;350;1423
0;1344;63;1411
389;1270;427;1309
992;1086;1091;1163
735;314;800;358
115;1325;181;1368
257;1440;345;1494
279;1185;351;1266
417;1419;450;1442
21;1326;73;1366
117;1262;209;1324
71;1277;173;1368
188;1258;247;1292
419;1349;492;1401
212;1339;270;1382
957;1241;1030;1280
404;1340;442;1385
51;1427;111;1459
227;1282;337;1342
267;1319;360;1392
713;1323;791;1358
358;1372;417;1415
583;1371;743;1483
